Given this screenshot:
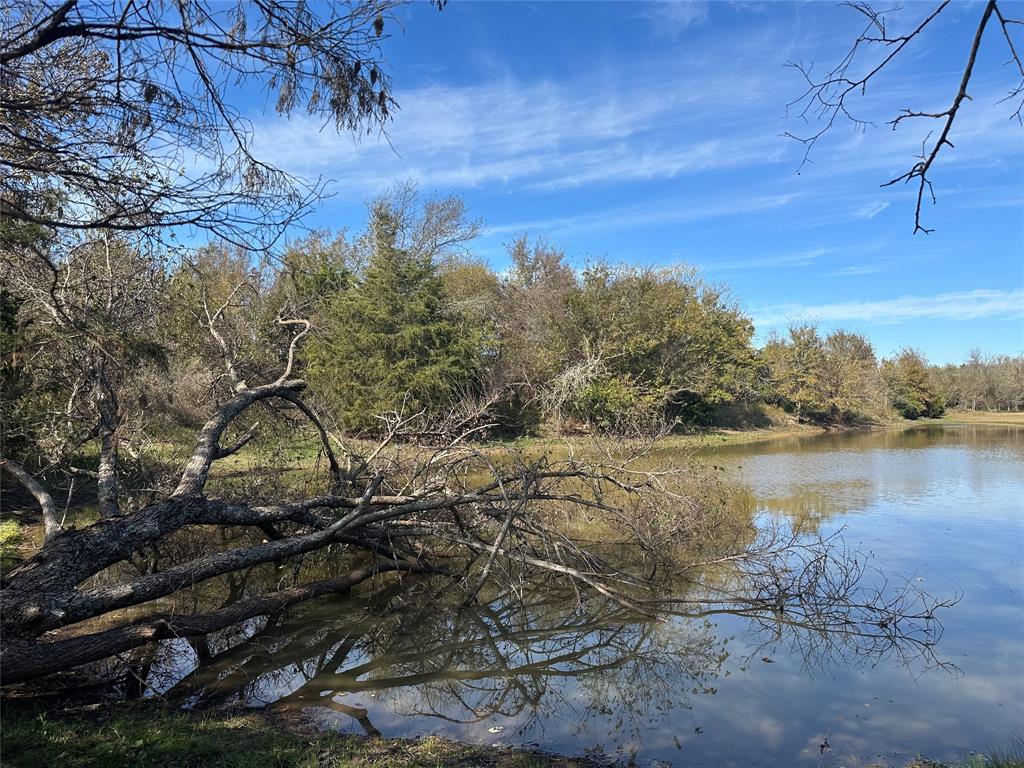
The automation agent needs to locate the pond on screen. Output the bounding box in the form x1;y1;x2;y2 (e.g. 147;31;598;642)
154;424;1024;767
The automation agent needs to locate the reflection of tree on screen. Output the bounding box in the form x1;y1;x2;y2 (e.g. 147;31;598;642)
728;483;876;536
663;523;960;677
160;583;719;741
142;533;956;746
711;426;1011;534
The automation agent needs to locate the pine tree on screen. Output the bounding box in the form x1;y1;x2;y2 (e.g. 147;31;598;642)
307;204;480;433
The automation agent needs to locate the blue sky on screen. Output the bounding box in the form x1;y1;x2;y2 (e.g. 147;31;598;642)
247;1;1023;364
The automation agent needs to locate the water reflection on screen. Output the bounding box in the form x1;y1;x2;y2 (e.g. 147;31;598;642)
711;424;1024;528
143;559;953;761
136;425;1022;766
157;584;726;742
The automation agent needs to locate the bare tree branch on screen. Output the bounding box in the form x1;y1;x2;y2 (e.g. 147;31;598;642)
785;0;1021;232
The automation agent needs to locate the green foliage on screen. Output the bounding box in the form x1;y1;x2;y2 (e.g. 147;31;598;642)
906;737;1024;768
761;325;883;424
0;288;32;455
305;203;481;433
760;325;829;419
0;519;23;570
822;329;878;420
882;348;945;419
571;374;660;433
667;391;718;427
4;189;988;450
566;263;756;430
277;230;355;312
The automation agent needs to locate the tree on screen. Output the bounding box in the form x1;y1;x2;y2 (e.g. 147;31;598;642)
498;236;580;390
822;330;879;421
881;348;945;419
566;263;756;429
0;4;960;693
761;325;830;421
1;234;172;531
1;261;950;684
305;196;481;434
1;0;402;250
787;1;1023;233
275;230;357;317
931;351;1024;412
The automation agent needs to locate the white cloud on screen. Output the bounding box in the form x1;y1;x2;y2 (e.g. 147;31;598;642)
853;201;890;220
701;247;829;272
243;6;1022;231
483;192;800;238
643;1;710;38
249;44;793;196
751;288;1024;327
829;264;885;277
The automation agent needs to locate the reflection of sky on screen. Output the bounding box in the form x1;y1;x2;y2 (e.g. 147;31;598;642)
677;425;1024;766
196;425;1022;767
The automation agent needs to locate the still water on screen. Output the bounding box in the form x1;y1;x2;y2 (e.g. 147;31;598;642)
166;425;1024;767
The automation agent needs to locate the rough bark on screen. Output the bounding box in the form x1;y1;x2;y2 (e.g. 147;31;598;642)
173;379;306;498
0;562;428;685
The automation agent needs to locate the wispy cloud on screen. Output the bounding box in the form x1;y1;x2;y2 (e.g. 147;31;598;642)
829;264;885;277
248;41;794;196
482;192;800;238
701;247;829;272
853;201;890;220
752;288;1024;327
245;12;1021;214
642;1;710;38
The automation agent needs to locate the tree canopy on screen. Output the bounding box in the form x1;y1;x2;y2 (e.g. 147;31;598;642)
1;0;400;250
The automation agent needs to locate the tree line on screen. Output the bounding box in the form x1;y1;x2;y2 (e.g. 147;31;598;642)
5;185;1018;451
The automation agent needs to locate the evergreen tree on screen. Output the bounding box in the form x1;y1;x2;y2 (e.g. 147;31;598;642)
307;204;480;433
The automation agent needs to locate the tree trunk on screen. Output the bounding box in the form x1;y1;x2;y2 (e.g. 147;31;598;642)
0;459;61;542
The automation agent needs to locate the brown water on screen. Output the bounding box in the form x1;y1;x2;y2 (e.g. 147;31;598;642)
151;424;1024;767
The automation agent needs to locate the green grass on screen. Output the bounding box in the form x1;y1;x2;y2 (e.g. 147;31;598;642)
0;703;596;768
0;519;22;570
905;738;1024;768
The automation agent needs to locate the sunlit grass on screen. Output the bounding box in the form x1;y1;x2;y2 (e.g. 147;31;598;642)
0;703;594;768
941;410;1024;426
0;518;22;569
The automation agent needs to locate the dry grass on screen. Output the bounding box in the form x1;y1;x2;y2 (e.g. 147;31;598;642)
941;410;1024;426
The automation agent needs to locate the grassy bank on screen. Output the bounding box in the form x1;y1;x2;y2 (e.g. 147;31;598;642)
509;407;1024;454
2;703;1020;768
906;744;1024;768
934;410;1024;426
0;703;598;768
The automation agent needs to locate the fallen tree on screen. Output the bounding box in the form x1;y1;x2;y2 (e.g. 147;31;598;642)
0;240;955;689
0;366;691;682
0;369;956;687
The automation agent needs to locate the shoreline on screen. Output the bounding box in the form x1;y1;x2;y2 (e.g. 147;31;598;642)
0;701;602;768
3;413;1022;768
498;409;1024;454
1;700;1017;768
918;409;1024;427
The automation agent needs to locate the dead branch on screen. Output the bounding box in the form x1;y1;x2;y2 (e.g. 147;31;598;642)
785;0;1021;232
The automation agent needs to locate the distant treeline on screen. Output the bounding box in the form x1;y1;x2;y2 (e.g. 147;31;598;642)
3;186;1020;443
930;352;1024;412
